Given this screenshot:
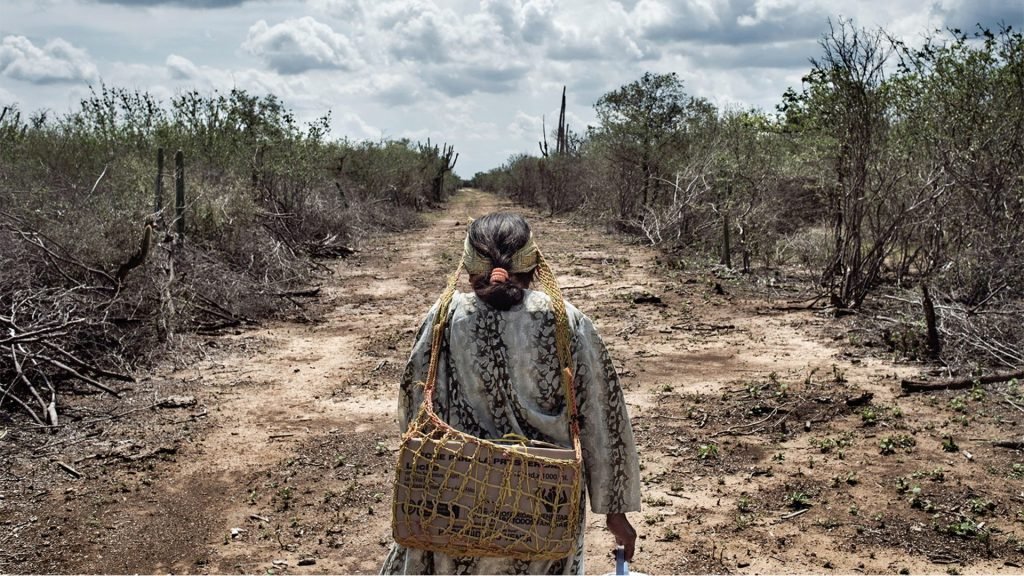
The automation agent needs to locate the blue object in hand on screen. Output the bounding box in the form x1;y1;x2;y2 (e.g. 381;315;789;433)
615;545;629;576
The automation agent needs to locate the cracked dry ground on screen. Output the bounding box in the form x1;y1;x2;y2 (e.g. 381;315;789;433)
2;189;1023;575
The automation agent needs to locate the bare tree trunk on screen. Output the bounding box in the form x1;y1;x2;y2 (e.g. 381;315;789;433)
922;283;941;360
721;210;732;268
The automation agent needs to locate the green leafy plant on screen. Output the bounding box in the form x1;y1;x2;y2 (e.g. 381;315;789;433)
786;491;812;509
1012;463;1024;479
698;443;719;460
860;407;878;425
812;433;853;453
967;498;995;516
948;396;967;413
895;476;912;493
735;514;754;530
969;383;986;401
908;486;935;512
880;434;916;455
831;472;859;487
942;435;960;452
945;518;989;542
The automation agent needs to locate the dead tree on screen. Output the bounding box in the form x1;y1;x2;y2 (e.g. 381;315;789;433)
538;86;571;215
922;284;941;360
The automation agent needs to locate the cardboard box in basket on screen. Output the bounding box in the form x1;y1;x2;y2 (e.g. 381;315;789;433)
393;436;580;555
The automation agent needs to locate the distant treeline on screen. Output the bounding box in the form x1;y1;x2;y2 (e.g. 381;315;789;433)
473;20;1023;373
474;21;1022;312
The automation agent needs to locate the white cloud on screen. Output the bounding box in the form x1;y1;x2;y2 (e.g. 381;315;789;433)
632;0;825;45
0;85;17;106
372;0;456;63
1;0;1021;177
95;0;252;7
363;73;424;106
243;16;363;74
336;110;379;139
310;0;366;22
165;53;201;80
521;0;558;44
481;0;519;37
426;63;530;97
507;110;540;139
0;35;98;84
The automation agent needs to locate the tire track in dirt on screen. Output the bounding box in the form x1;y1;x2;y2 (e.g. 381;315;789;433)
151;190;500;574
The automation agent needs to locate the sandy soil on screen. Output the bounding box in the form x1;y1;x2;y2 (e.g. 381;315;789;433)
2;189;1023;575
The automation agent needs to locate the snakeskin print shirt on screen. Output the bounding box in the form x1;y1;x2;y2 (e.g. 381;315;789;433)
382;289;642;575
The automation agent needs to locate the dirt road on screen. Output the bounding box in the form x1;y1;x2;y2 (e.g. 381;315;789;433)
3;189;1022;574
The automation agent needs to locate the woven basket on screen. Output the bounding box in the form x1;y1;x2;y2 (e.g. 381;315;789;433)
392;252;583;560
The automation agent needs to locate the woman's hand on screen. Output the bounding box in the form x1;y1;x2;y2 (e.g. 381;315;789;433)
606;513;637;561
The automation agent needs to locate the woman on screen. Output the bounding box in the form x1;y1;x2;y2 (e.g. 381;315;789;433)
382;212;641;575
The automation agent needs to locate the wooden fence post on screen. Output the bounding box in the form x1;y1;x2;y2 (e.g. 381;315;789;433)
154;147;164;217
174;149;185;240
922;284;941;360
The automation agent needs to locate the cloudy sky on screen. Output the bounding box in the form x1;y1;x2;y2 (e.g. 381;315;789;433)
1;0;1020;176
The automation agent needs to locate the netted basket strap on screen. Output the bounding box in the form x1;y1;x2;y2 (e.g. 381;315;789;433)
422;256;464;400
534;249;580;438
420;249;579;440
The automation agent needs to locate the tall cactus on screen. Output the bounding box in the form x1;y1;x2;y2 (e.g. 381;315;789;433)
429;142;458;203
539;86;568;158
556;86;567;155
539;87;571;215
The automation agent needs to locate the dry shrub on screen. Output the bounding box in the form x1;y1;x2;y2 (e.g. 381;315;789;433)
776;225;832;270
0;89;458;426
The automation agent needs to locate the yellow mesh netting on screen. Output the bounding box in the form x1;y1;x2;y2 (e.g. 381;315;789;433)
392;250;583;560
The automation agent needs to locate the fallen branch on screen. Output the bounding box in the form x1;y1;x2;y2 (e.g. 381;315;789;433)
711;406;785;437
16;229;118;286
33;430;103;454
170;409;208;425
39;342;135;382
993;440;1024;450
901;370;1024;393
80;399;166;424
767;294;828;311
56;461;82;478
4;392;46;426
275;287;321;298
844;392;874;407
41;357;121;397
196;293;256;325
1003;394;1024;414
196;320;241;334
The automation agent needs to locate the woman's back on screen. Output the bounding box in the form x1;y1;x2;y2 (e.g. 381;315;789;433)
383;212;640;575
409;289;577;447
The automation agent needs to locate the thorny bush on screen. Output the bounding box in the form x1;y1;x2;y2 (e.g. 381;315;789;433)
0;87;460;426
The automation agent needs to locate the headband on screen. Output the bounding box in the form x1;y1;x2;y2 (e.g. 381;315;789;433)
463;233;539;275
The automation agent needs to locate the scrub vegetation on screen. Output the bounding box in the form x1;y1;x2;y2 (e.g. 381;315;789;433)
1;88;459;425
2;16;1023;576
474;20;1024;379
